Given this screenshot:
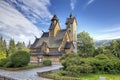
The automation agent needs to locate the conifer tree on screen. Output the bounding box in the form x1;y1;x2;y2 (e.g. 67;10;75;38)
9;39;16;55
0;37;3;52
27;40;31;48
3;39;7;54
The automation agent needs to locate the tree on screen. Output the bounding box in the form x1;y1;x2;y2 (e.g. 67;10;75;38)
27;40;31;48
0;37;3;52
9;39;16;55
77;31;95;57
0;37;6;59
110;40;120;58
3;40;7;54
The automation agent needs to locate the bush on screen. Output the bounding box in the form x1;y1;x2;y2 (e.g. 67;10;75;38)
60;53;76;61
43;60;52;66
4;61;13;68
11;51;30;67
95;54;109;60
0;58;10;67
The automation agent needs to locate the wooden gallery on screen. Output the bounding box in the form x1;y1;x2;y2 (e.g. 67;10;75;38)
30;13;77;64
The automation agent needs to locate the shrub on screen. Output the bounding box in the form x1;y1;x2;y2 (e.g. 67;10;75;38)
95;54;109;60
60;53;76;61
0;58;10;67
43;60;52;66
10;51;30;67
4;61;13;68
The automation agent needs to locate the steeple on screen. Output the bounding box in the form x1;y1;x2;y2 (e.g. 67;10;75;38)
49;14;60;37
51;14;58;22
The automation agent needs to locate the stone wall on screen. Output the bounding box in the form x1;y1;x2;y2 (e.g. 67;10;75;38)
30;56;60;64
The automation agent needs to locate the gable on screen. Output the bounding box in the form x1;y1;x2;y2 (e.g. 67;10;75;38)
54;23;60;36
58;31;71;51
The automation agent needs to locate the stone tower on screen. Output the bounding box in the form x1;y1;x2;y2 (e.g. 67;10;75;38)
66;13;77;53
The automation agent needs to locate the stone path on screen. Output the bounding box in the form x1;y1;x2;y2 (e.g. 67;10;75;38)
0;64;63;80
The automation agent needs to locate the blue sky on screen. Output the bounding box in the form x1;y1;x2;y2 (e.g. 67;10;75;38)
0;0;120;44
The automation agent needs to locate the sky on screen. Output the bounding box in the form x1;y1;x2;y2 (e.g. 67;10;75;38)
0;0;120;44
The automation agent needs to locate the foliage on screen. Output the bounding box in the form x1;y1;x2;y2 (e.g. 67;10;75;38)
0;50;30;68
0;37;7;59
10;51;30;67
0;58;10;67
27;40;31;48
110;40;120;58
41;70;120;80
77;31;95;57
60;52;76;61
0;52;6;60
43;60;52;66
61;57;93;76
16;42;25;50
9;39;16;55
95;54;109;60
60;52;120;75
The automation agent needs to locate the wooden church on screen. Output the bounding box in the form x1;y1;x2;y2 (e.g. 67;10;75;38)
30;13;77;64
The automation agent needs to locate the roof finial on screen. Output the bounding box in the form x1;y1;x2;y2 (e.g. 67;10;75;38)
42;30;44;33
70;12;73;18
34;36;37;39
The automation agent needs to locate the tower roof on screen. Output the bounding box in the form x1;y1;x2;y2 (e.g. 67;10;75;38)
51;14;58;21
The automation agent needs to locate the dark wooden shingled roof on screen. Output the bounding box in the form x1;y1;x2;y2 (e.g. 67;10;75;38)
30;50;64;56
30;38;39;48
30;29;67;48
41;32;49;37
64;41;74;49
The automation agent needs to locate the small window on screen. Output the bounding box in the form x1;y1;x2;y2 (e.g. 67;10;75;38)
69;30;71;32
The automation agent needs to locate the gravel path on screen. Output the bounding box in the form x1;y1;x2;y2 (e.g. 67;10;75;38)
0;64;63;80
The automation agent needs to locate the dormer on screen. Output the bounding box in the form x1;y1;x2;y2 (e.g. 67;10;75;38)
49;15;61;37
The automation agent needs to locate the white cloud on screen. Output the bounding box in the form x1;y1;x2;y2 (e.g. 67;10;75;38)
6;0;52;25
70;0;76;10
84;0;95;9
94;26;120;40
94;32;120;40
101;27;120;32
87;0;95;5
0;1;42;44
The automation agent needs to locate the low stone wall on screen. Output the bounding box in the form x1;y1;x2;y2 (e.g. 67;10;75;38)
0;75;15;80
37;69;59;76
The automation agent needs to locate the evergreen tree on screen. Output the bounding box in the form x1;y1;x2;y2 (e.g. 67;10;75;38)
0;37;3;52
23;42;26;49
9;39;16;55
0;37;6;59
27;40;31;48
3;39;7;54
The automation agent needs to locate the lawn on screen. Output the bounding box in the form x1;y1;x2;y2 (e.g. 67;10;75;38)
0;63;44;71
79;73;120;80
41;71;120;80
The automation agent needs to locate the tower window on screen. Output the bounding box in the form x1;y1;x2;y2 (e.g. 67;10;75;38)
69;30;71;33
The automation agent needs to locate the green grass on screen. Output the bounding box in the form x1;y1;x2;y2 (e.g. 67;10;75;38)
41;71;120;80
79;74;120;80
0;63;45;71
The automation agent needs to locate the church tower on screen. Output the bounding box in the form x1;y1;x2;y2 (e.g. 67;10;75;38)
49;14;60;37
66;13;77;53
